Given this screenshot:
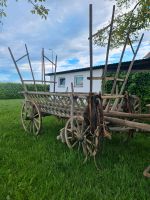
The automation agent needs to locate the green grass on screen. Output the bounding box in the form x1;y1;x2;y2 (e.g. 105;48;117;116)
0;99;149;200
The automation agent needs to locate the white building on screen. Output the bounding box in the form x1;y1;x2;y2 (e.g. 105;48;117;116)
46;58;150;93
48;67;103;93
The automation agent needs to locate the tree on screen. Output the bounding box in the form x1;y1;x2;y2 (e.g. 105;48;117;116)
94;0;150;48
0;0;49;24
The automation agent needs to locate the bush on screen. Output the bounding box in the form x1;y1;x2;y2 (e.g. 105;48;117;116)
127;72;150;109
0;83;49;99
106;71;150;110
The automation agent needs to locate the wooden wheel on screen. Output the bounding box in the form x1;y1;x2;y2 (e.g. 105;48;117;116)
21;100;41;135
64;116;97;157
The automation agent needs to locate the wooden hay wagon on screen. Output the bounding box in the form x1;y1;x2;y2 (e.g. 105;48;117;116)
9;4;150;174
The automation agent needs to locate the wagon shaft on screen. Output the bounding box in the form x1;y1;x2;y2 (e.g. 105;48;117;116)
105;116;150;132
104;111;150;120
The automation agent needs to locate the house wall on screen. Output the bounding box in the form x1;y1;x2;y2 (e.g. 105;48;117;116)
49;68;103;93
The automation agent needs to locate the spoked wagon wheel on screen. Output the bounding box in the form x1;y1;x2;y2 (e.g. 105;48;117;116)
64;116;97;158
21;100;41;135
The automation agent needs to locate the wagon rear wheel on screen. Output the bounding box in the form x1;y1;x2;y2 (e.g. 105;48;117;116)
64;116;97;157
21;100;41;135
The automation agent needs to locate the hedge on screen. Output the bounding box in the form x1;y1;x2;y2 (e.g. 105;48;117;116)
0;83;49;99
106;72;150;110
1;72;150;108
126;72;150;109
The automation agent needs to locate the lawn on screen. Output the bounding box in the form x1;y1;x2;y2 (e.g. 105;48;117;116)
0;99;149;200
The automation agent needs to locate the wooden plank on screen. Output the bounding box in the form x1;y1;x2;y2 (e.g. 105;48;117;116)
104;116;150;132
104;111;150;119
102;95;124;99
87;77;124;81
23;80;56;83
109;127;134;132
21;91;90;98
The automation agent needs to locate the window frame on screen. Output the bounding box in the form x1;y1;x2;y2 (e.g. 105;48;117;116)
74;75;84;87
58;77;66;87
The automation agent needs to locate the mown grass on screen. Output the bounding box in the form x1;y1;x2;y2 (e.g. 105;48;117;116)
0;99;149;200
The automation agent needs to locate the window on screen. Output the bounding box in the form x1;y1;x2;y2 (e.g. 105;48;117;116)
74;76;83;87
58;77;65;87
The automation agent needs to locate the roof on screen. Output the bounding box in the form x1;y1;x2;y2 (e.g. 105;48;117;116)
46;58;150;76
144;52;150;59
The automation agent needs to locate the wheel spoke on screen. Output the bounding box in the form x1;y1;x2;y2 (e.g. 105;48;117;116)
32;122;36;134
83;126;90;135
67;136;73;139
27;120;31;131
86;144;93;155
33;120;38;131
82;143;88;156
75;118;80;131
34;117;40;124
34;113;39;118
72;140;78;148
29;121;33;133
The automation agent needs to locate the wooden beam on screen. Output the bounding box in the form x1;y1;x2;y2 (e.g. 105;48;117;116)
104;116;150;132
87;77;124;81
104;111;150;119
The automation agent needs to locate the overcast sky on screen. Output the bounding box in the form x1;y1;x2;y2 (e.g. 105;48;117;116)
0;0;149;82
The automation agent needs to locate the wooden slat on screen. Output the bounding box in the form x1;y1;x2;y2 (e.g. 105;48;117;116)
102;95;124;99
87;77;124;81
23;80;56;83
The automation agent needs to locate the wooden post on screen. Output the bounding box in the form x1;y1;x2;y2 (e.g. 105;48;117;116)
89;4;93;93
102;5;115;95
43;49;46;91
41;48;44;84
8;47;27;92
70;82;74;130
53;55;57;93
25;44;37;91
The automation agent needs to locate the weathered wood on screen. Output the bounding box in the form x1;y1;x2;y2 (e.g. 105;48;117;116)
25;44;37;91
54;55;57;92
104;111;150;119
15;53;28;63
41;48;44;84
111;33;144;111
23;80;56;83
143;165;150;178
8;47;27;92
102;95;124;99
109;127;134;132
89;4;93;93
87;77;124;81
102;5;115;95
44;55;56;66
105;116;150;132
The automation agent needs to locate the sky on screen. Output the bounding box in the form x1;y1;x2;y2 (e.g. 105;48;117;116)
0;0;149;82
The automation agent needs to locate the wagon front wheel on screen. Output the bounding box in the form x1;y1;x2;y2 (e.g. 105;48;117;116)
21;100;41;135
65;116;94;157
65;116;85;148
